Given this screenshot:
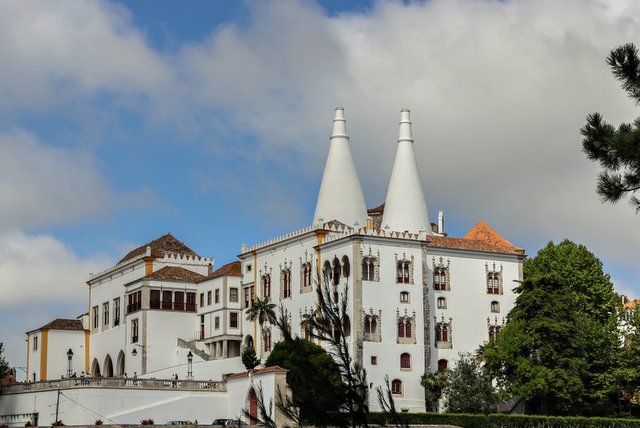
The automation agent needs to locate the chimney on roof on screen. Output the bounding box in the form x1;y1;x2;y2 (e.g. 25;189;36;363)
208;263;213;275
312;108;367;227
381;109;431;234
438;210;445;235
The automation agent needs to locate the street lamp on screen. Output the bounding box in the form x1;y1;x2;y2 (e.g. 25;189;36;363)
187;351;193;379
66;348;74;377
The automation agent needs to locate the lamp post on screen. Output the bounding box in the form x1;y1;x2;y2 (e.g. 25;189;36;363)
66;349;73;377
187;351;193;379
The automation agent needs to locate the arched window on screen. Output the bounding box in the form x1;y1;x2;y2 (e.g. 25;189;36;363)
433;267;448;290
400;291;409;303
437;359;448;371
342;256;350;278
491;301;500;313
301;263;312;289
263;330;271;352
332;256;341;286
397;317;415;343
262;274;271;297
435;321;452;348
364;314;380;342
323;260;331;283
437;297;447;309
282;269;291;299
487;272;501;294
397;261;410;284
489;325;501;341
391;379;402;395
400;353;411;369
398;320;405;338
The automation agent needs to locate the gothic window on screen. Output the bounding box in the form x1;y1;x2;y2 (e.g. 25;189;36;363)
281;269;292;299
301;262;313;291
397;315;416;344
361;256;379;282
486;263;503;295
437;297;447;309
491;301;500;313
363;313;381;342
332;256;341;285
489;325;501;342
396;261;411;284
433;258;450;291
343;315;351;337
391;379;402;395
400;291;410;303
263;329;272;352
342;256;350;278
400;353;411;370
435;319;452;349
262;274;271;298
437;359;448;372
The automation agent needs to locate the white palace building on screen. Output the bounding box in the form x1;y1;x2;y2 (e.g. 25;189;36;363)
0;108;525;426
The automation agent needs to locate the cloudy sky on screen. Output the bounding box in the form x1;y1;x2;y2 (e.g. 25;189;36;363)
1;0;639;372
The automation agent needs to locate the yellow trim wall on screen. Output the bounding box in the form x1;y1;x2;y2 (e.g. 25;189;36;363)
40;330;49;381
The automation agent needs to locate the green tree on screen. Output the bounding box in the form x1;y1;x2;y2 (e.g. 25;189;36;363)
241;345;260;371
265;336;345;426
442;353;498;414
581;43;640;213
523;240;617;322
0;343;9;398
245;296;277;328
420;371;447;412
482;275;620;415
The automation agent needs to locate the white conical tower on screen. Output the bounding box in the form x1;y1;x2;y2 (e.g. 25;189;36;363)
381;109;431;234
313;108;367;227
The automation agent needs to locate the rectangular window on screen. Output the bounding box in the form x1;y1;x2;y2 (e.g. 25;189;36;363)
102;302;109;327
215;289;220;304
246;264;252;272
33;336;38;351
229;287;238;303
215;316;220;330
186;292;196;312
92;306;99;330
127;291;141;313
131;319;139;343
150;290;161;309
200;293;204;307
370;356;377;365
230;312;238;328
175;291;184;311
243;286;254;308
207;291;212;306
113;298;121;326
162;290;172;310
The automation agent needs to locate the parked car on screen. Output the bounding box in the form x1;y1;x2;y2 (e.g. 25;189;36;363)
211;419;246;426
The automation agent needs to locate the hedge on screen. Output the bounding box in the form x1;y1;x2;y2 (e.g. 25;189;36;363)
368;412;640;427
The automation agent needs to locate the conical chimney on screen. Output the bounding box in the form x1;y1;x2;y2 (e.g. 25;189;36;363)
313;108;367;228
381;109;431;233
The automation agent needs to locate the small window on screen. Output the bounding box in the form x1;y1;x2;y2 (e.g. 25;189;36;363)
487;272;501;295
229;287;238;303
263;331;271;352
362;257;376;281
282;270;292;299
102;302;110;326
215;316;220;330
262;274;271;297
131;319;139;343
400;291;409;303
113;298;121;326
342;256;350;278
200;293;204;307
150;290;161;309
207;291;212;305
215;289;220;304
371;356;377;365
92;306;99;330
230;312;238;328
491;301;500;313
391;379;402;395
33;336;38;351
437;297;447;309
396;261;410;284
246;264;252;272
438;359;448;371
400;353;411;369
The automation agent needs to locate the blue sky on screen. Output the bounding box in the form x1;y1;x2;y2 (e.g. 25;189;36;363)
1;0;639;373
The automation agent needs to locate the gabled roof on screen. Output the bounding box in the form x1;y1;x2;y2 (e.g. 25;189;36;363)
624;299;639;310
426;235;522;255
30;319;84;334
147;266;206;283
197;261;242;282
118;233;199;264
463;220;517;250
367;203;385;215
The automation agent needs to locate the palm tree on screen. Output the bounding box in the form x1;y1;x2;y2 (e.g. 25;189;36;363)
245;296;277;328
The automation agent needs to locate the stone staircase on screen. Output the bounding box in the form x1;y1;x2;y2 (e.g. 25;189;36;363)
177;338;211;361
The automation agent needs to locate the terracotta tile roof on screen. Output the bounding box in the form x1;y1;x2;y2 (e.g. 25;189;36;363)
148;266;206;282
426;235;522;255
225;365;288;380
463;220;516;250
624;299;639;310
198;261;241;282
38;319;84;332
118;233;199;264
367;203;385;215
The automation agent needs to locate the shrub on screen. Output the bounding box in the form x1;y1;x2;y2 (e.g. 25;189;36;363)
140;419;154;425
95;420;103;425
25;421;32;427
51;421;65;427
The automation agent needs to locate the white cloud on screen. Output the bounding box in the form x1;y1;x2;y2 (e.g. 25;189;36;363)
0;130;117;231
0;0;172;111
0;231;110;308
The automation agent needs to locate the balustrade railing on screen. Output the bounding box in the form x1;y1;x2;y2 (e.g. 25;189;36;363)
4;377;226;393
